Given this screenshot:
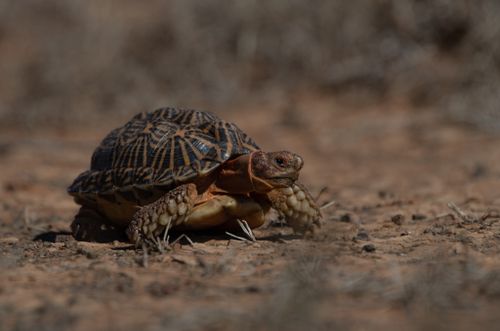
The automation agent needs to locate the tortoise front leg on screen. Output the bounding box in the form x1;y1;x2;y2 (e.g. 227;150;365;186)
267;182;322;234
127;183;198;246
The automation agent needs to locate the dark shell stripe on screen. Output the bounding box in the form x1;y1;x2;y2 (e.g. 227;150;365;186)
68;108;260;200
90;127;122;171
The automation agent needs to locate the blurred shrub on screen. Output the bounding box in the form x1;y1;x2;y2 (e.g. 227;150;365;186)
0;0;499;130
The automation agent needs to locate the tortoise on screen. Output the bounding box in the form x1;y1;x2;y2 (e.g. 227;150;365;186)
68;107;321;246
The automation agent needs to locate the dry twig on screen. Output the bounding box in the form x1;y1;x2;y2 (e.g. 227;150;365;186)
447;202;476;223
315;186;328;201
226;219;257;243
320;200;336;210
171;233;194;247
432;212;455;221
480;211;500;221
225;231;252;243
237;219;257;242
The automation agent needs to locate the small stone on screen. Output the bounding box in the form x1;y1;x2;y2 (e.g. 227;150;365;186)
246;285;260;293
76;246;99;259
296;191;306;201
340;213;352;223
356;230;370;241
412;213;427;221
471;163;487;179
362;243;376;253
391;214;405;225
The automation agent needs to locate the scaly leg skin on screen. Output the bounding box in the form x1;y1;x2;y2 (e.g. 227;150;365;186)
71;206;125;242
127;183;198;247
267;182;322;235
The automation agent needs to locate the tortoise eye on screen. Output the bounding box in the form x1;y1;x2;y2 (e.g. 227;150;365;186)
275;157;286;167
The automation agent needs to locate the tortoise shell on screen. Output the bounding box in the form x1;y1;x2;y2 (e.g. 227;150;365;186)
68;108;259;205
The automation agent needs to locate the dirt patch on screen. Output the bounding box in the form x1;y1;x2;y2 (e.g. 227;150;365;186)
1;98;500;330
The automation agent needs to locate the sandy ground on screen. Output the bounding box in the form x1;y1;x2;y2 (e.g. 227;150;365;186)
1;96;500;331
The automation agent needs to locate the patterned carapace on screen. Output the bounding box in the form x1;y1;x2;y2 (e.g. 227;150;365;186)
68;108;259;201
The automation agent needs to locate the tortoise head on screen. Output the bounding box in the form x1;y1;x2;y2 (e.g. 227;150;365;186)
249;151;303;192
217;150;303;194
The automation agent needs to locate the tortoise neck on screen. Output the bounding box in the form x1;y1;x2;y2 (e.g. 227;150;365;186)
216;152;273;194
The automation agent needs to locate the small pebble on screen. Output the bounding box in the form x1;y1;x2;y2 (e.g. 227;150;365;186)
340;213;352;223
362;243;376;253
412;213;427;221
355;230;370;241
246;285;260;293
391;214;405;225
76;247;98;259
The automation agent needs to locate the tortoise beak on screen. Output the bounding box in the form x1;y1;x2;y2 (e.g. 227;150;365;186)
294;155;304;171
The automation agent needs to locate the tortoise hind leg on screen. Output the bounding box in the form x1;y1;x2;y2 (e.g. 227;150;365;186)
71;207;126;242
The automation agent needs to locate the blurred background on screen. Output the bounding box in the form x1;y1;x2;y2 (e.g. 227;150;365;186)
2;2;500;331
1;0;499;131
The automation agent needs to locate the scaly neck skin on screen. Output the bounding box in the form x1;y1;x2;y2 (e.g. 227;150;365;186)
215;152;274;194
